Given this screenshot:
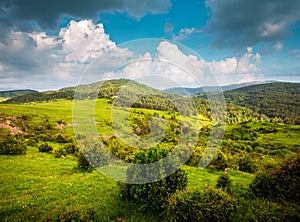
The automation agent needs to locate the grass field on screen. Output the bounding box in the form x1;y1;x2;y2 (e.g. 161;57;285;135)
0;145;253;221
0;99;299;221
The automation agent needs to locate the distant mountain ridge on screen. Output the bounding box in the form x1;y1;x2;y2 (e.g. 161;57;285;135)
164;80;278;96
0;89;38;98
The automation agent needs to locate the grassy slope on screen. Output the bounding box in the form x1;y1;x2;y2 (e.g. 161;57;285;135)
0;99;299;220
0;145;252;221
0;99;244;221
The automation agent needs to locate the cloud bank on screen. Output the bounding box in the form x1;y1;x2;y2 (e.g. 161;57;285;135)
0;0;171;30
0;19;262;90
205;0;300;48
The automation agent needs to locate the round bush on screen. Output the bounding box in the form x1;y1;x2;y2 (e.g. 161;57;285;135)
119;147;188;212
0;135;27;155
76;136;109;171
38;143;53;152
237;154;257;173
250;153;300;202
164;186;237;222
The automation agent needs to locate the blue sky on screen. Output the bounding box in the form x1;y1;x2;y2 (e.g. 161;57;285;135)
0;0;300;90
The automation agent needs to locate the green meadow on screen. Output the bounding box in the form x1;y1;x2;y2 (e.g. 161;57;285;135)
0;97;299;221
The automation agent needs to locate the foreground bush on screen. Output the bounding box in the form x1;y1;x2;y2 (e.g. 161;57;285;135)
235;198;300;221
207;151;229;170
119;147;187;212
38;143;53;152
250;153;300;202
237;153;257;173
216;172;232;193
76;136;109;171
54;143;78;158
0;135;27;155
164;186;237;222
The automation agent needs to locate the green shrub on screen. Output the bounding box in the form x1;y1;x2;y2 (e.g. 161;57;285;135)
54;147;67;158
119;147;188;212
27;138;38;147
77;151;93;171
164;186;237;222
0;135;27;155
208;151;229;170
64;142;78;154
76;137;109;171
54;142;78;158
235;198;300;221
38;133;52;142
56;134;73;143
38;143;53;152
186;145;204;166
56;134;68;143
237;154;257;173
250;153;300;202
216;172;232;193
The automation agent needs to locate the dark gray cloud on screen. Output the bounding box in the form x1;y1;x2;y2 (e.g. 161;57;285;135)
205;0;300;48
0;0;171;30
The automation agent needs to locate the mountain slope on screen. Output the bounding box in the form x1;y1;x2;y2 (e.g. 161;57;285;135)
0;89;37;98
3;79;265;123
2;79;134;104
195;82;300;124
164;80;277;96
2;79;196;114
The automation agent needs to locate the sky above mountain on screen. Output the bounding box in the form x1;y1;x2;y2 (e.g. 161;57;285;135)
0;0;300;90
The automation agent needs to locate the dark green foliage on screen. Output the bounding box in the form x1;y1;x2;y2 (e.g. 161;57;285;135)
103;136;137;162
54;142;78;158
164;186;237;222
237;153;257;173
76;151;93;171
224;82;300;124
64;142;78;155
27;138;38;147
216;172;232;192
250;153;300;202
38;143;53;152
0;135;26;155
37;133;52;142
208;151;228;170
235;199;300;221
76;137;109;170
56;134;68;143
186;146;204;166
54;147;67;158
0;89;37;98
119;147;188;212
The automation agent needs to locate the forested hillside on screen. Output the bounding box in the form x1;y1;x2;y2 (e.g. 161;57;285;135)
0;89;37;98
2;79;266;124
194;82;300;124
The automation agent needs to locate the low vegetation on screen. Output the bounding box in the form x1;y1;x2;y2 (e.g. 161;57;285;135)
0;79;299;221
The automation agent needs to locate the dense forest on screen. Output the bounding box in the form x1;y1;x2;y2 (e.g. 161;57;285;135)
194;82;300;124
